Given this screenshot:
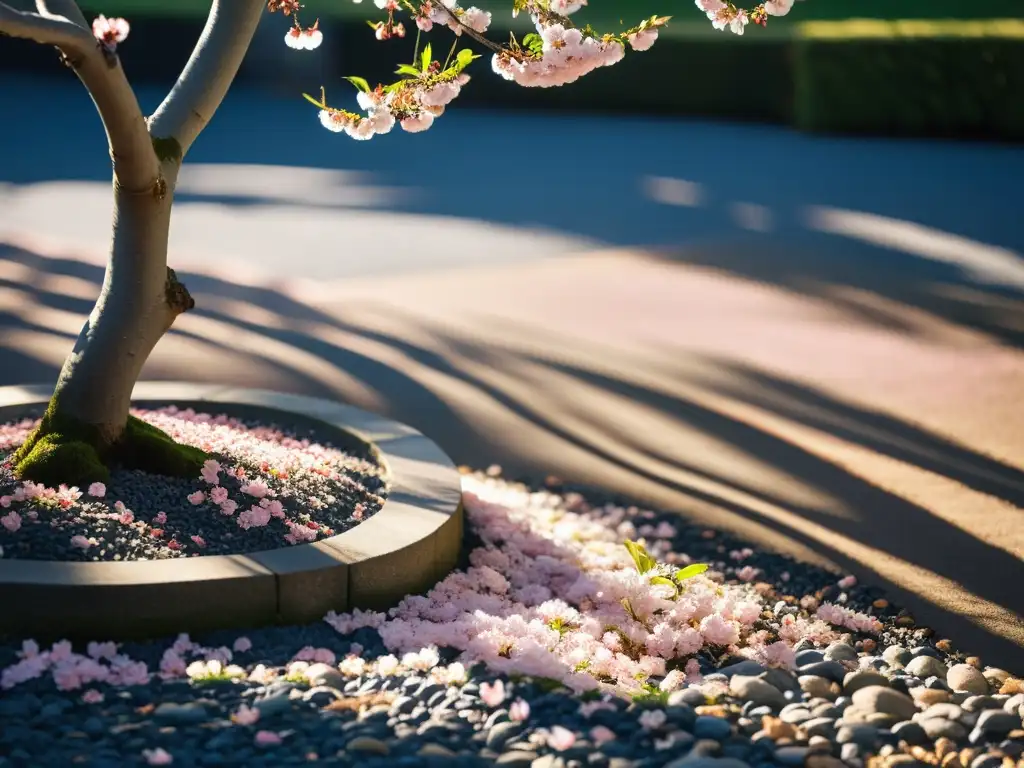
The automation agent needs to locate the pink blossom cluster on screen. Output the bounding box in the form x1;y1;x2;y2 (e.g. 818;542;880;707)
491;23;629;88
1;639;148;691
298;0;668;139
816;602;883;634
696;0;795;36
322;474;881;697
318;72;472;140
0;471;882;703
416;0;492;36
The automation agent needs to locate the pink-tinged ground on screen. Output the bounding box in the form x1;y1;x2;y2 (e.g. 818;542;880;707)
2;471;885;699
0;407;386;559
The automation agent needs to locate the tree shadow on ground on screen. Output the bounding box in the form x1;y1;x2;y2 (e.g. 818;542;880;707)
2;241;1022;670
642;233;1024;349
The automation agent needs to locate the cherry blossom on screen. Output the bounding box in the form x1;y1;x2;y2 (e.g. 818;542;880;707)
284;20;323;50
91;15;129;51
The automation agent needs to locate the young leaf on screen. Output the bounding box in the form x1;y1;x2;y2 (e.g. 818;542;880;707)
395;64;421;76
344;76;372;93
623;540;657;574
421;42;432;72
649;575;679;596
675;563;709;581
456;49;477;67
302;92;328;108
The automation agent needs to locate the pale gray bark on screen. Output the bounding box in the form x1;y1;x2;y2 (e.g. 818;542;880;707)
148;0;267;156
2;0;267;442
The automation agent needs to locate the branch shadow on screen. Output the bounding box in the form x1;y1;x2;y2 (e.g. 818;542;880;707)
1;241;1023;671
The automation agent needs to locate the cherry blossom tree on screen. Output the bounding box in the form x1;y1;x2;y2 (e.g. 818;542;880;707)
0;0;795;487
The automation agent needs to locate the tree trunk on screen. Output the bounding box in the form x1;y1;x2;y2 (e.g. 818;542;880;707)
11;169;207;487
52;177;190;444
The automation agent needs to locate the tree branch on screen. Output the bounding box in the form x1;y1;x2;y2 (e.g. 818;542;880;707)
35;0;87;29
0;0;90;48
0;0;159;192
148;0;266;156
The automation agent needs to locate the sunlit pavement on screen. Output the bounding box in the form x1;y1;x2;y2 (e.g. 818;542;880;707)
2;76;1023;668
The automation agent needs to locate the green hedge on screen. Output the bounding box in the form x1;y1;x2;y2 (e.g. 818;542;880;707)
793;20;1024;140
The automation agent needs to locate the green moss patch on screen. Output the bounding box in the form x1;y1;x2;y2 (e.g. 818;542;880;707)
11;398;208;486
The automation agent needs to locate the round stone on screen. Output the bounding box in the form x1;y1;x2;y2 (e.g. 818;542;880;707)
920;718;968;741
824;643;859;663
800;676;837;700
729;676;786;708
844;671;890;696
800;662;847;684
693;716;733;741
883;647;914;668
962;696;1002;713
948;666;990;695
891;721;928;745
802;717;837;739
837;724;880;749
976;710;1019;737
851;687;918;720
919;703;964;722
905;657;948;680
345;736;389;755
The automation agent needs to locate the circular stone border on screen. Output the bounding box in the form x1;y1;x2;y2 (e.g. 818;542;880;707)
0;382;464;642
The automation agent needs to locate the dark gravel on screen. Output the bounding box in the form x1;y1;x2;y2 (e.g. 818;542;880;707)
0;409;388;561
0;470;1020;768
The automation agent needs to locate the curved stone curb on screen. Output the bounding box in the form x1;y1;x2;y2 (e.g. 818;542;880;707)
0;383;464;641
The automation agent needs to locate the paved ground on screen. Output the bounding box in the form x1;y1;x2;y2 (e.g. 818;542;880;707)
1;76;1023;669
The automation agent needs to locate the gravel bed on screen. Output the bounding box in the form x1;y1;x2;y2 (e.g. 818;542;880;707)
0;407;387;561
0;469;1020;768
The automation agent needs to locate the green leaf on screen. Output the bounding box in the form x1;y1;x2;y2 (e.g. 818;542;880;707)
366;20;379;29
624;540;658;574
395;64;421;76
675;563;709;581
344;76;372;93
421;42;432;72
302;92;327;108
456;49;476;67
649;575;679;596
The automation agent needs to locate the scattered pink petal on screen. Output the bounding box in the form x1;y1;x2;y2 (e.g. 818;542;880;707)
187;491;205;505
233;637;252;653
480;679;506;707
548;725;576;751
591;725;616;746
254;730;283;747
82;689;104;704
70;535;94;550
87;482;106;498
190;535;206;548
142;747;173;765
509;700;532;724
232;704;260;725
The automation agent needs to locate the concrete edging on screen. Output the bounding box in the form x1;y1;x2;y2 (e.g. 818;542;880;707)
0;383;464;641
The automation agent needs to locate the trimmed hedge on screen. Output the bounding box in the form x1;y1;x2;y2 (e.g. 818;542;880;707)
793;20;1024;140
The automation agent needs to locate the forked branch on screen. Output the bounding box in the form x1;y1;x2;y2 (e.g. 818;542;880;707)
148;0;266;156
0;0;158;192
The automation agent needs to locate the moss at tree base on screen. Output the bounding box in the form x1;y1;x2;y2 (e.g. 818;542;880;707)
10;399;208;487
119;415;208;478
